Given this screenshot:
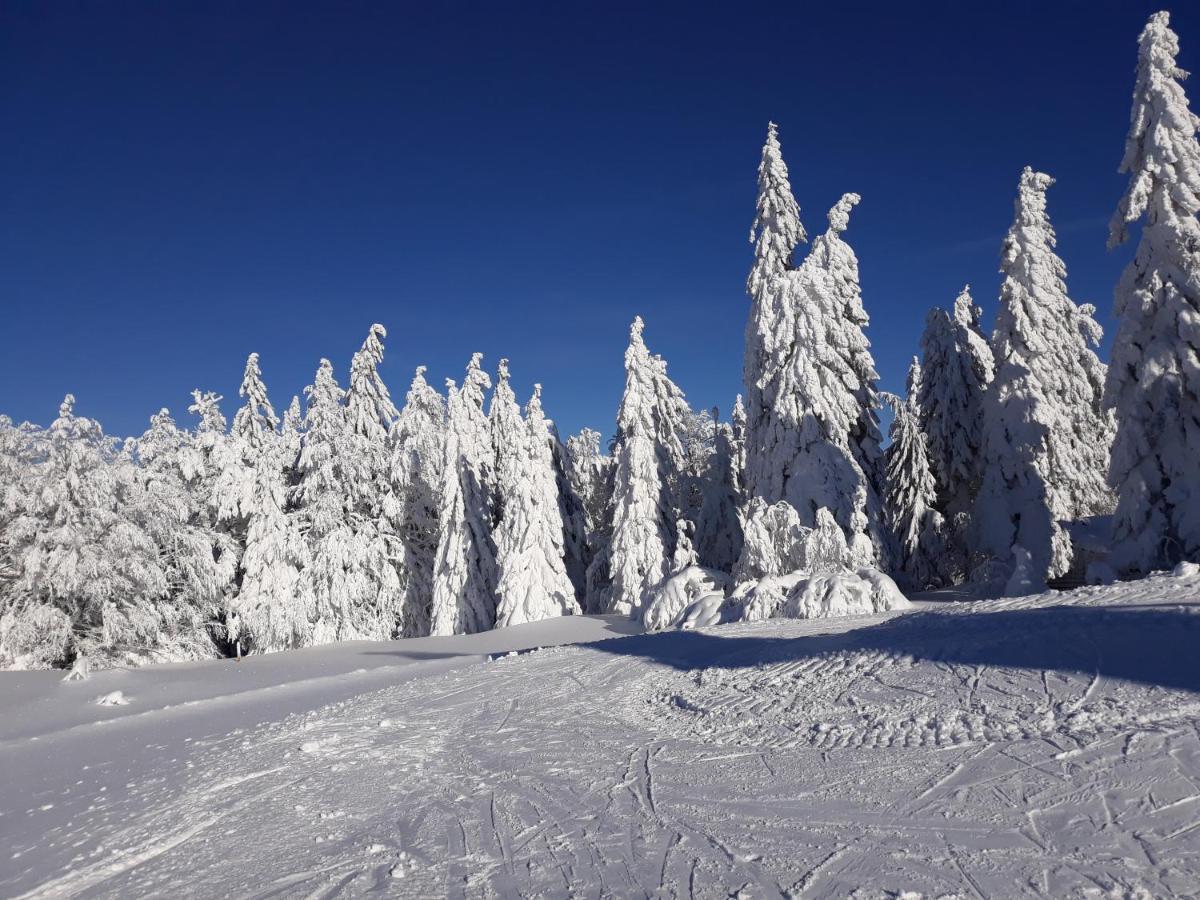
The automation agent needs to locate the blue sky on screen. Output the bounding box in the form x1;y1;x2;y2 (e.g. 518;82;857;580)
0;1;1184;440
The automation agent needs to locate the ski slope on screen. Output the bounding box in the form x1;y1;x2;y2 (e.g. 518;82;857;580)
3;575;1200;898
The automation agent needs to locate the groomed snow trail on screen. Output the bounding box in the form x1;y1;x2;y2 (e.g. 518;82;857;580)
4;577;1200;898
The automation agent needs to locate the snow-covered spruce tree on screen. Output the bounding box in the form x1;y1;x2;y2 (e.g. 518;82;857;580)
388;366;446;637
552;430;590;604
132;409;234;641
745;195;886;567
696;414;744;572
489;359;524;530
730;394;748;502
345;324;399;443
882;361;948;589
678;407;716;523
917;285;994;574
279;394;303;489
565;428;616;612
494;385;581;626
608;317;688;615
231;352;278;451
1105;11;1200;574
0;397;187;668
802;192;890;565
976;168;1114;587
430;354;498;635
228;442;310;653
294;359;399;643
744;122;806;505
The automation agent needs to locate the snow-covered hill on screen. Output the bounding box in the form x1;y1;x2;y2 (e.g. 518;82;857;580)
4;574;1200;898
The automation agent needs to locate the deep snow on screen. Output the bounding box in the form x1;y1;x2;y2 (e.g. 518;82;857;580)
3;577;1200;897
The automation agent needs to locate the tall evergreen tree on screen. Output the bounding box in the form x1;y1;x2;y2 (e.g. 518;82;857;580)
917;286;995;575
389;366;446;637
1105;11;1200;574
883;361;948;589
295;360;399;643
430;354;497;635
608;317;687;615
231;352;278;451
494;385;581;626
565;428;615;613
1;397;198;667
696;414;745;572
803;192;890;565
977;168;1114;586
744;122;805;504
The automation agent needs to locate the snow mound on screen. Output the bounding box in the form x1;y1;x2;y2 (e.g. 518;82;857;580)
641;566;731;631
94;690;130;707
732;567;907;623
1173;561;1200;578
783;568;908;619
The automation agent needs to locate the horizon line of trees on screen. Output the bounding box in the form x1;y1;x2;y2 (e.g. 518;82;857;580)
0;9;1197;669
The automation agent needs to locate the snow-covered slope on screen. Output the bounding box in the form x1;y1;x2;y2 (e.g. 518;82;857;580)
4;575;1200;897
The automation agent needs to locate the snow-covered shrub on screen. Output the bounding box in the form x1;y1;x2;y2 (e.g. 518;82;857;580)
641;566;732;631
0;604;73;670
733;498;806;582
783;568;906;619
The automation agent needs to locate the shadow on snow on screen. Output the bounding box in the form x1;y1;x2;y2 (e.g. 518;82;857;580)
582;605;1200;694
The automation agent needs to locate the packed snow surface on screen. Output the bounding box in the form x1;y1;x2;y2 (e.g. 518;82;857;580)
4;577;1200;897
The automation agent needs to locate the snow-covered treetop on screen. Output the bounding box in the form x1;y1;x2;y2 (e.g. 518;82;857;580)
346;323;398;441
232;352;278;448
461;352;492;411
748;122;805;302
188;390;227;434
1110;10;1200;247
59;394;75;419
825;192;861;235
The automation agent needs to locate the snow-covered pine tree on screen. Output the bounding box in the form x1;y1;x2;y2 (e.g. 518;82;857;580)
802;192;890;565
917;285;995;575
489;359;523;530
744;122;805;505
389;366;446;637
1105;11;1200;574
345;324;399;443
608;317;688;615
231;352;278;451
748;195;886;566
976;168;1114;586
494;385;581;627
228;443;310;653
1;396;189;668
696;413;744;572
280;395;303;484
882;361;948;589
132;409;233;641
548;423;589;604
295;359;399;643
430;354;498;635
565;428;616;613
730;394;748;502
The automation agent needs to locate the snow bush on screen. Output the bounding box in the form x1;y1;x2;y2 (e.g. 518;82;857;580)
641;565;731;631
0;603;73;670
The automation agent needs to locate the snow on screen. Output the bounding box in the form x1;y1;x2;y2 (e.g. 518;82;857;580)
3;579;1199;897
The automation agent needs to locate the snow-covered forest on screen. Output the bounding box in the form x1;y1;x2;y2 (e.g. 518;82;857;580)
2;9;1199;672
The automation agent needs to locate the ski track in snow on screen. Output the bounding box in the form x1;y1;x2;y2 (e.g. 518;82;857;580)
3;576;1200;897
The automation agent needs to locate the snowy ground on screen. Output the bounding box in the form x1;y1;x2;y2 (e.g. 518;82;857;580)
3;577;1200;898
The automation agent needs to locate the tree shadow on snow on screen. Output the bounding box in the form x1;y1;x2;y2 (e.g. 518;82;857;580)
584;606;1200;694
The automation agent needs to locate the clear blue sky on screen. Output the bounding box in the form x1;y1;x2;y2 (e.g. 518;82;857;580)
0;1;1183;440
